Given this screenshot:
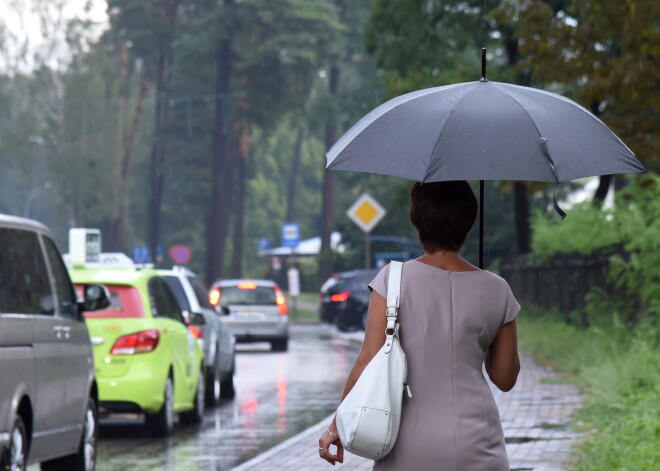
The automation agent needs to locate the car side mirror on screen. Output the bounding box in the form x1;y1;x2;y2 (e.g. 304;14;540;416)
189;312;206;326
80;284;110;312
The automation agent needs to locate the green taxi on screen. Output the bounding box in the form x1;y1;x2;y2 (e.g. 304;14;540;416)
69;263;205;436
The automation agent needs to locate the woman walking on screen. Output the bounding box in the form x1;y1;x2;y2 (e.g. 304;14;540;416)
319;181;520;470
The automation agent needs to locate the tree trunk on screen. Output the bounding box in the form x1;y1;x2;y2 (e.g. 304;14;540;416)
285;127;305;222
502;26;532;256
147;52;171;265
231;122;249;278
205;16;232;285
593;175;612;205
513;182;531;253
112;76;149;251
318;65;340;284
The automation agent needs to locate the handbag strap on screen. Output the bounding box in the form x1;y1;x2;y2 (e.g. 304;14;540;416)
384;261;403;353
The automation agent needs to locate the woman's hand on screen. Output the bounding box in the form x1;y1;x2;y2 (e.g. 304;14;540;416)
319;421;343;465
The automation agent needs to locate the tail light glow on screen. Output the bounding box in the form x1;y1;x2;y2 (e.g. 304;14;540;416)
331;291;350;303
188;325;204;339
237;282;258;289
209;288;220;306
110;329;160;355
274;285;288;315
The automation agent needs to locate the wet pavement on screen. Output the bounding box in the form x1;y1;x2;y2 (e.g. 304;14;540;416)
28;324;359;471
233;332;585;471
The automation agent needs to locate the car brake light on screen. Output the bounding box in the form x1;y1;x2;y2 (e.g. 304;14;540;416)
110;329;160;355
274;286;288;315
237;282;257;289
331;291;350;302
188;325;204;339
209;288;220;306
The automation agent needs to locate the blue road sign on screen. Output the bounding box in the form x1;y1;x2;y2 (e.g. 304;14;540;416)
258;237;271;251
281;223;300;249
132;246;151;264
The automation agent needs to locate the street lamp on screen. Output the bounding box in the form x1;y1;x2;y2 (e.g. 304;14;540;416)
23;181;52;218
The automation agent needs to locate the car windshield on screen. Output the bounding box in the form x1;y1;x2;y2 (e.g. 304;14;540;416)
78;284;144;318
219;285;276;306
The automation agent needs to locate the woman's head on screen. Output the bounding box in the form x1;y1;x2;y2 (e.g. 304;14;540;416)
409;181;478;253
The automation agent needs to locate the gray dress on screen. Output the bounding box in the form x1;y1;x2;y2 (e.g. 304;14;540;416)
368;260;520;471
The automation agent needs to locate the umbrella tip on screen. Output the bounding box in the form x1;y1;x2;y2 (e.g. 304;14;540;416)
481;48;487;82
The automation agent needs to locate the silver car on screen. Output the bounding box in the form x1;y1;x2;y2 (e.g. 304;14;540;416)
0;215;109;471
159;266;236;404
209;280;289;352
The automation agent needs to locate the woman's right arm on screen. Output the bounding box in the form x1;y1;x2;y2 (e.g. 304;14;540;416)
485;320;520;391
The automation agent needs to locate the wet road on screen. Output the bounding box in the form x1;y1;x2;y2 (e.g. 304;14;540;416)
90;324;357;471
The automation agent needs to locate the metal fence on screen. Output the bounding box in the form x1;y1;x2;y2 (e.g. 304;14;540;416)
500;248;628;326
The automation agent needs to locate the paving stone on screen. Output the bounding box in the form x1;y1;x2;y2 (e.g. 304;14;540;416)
232;350;584;471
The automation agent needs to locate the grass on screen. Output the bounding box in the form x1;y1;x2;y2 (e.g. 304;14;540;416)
517;307;660;470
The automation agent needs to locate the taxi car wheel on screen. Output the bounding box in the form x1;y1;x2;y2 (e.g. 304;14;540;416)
1;416;27;471
42;397;98;471
219;362;236;399
146;376;174;437
181;371;205;424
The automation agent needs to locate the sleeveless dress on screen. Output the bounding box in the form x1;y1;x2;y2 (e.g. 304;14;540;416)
368;260;520;471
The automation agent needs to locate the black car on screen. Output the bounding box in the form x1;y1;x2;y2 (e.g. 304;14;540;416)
319;269;377;331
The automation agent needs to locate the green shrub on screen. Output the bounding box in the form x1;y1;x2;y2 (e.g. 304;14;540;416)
518;311;660;470
531;174;660;320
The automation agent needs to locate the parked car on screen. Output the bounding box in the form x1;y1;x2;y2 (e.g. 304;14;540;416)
0;214;110;471
209;279;289;352
69;257;205;437
319;269;377;331
158;266;236;404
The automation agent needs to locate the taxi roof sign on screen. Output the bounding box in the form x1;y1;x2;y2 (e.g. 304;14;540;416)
346;193;386;233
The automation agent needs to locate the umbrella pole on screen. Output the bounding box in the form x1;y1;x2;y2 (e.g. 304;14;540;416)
479;180;484;269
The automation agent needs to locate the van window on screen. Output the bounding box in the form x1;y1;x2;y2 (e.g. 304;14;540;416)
0;228;54;315
149;277;185;323
79;285;144;318
188;276;213;309
163;276;191;311
43;237;78;319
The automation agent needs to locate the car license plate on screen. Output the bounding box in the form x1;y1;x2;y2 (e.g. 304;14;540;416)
235;311;262;319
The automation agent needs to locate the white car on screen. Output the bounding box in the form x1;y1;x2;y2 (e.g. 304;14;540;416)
159;266;236;403
209;279;289;352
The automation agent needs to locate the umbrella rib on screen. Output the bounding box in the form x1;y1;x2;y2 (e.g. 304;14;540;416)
491;83;560;183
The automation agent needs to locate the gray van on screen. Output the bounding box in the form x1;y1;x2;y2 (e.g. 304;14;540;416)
0;215;109;471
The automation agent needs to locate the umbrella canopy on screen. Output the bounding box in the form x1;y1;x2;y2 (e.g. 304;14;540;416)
326;80;645;183
326;54;646;268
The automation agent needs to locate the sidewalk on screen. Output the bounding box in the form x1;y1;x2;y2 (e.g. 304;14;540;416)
233;331;584;471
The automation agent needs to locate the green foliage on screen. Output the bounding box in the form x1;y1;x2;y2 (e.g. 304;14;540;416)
514;0;659;173
531;175;660;318
518;310;660;470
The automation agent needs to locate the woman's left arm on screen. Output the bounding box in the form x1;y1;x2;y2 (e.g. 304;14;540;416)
319;290;387;465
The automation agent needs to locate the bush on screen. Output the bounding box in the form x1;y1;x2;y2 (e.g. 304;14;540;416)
518;309;660;470
531;174;660;321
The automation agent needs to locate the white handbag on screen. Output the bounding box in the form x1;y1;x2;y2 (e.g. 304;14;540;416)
335;261;411;461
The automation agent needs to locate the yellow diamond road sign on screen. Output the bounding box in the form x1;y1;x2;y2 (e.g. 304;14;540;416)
347;193;386;233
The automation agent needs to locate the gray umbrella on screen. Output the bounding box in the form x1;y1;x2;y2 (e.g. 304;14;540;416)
326;51;646;267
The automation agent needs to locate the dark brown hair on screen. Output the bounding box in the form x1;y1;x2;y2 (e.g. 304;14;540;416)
409;181;478;253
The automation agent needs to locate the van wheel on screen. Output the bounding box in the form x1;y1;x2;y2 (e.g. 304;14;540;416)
1;416;27;471
205;357;221;407
181;370;205;424
219;362;236;399
146;376;174;436
42;397;97;471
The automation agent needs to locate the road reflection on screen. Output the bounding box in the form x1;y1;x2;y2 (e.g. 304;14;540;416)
56;324;360;471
